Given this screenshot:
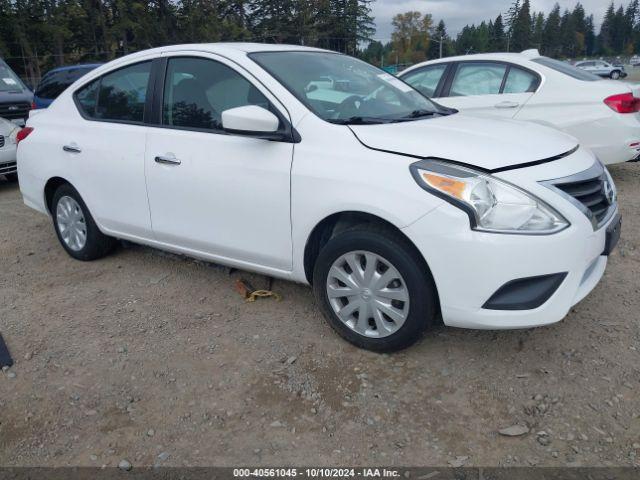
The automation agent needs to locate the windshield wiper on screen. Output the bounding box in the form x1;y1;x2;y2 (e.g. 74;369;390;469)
329;116;387;125
388;109;450;123
405;109;441;119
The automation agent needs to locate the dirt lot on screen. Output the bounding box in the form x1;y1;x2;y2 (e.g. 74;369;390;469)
1;163;639;468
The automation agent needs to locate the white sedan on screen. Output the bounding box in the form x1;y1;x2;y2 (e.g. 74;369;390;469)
0;117;20;181
17;44;621;351
400;50;640;165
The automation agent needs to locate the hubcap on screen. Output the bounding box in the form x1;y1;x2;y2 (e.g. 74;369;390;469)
326;251;410;338
56;196;87;251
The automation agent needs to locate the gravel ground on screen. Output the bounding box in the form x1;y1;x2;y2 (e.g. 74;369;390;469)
1;162;639;468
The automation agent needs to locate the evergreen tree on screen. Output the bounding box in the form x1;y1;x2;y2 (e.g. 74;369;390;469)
542;3;561;56
510;0;531;51
427;19;450;59
559;8;576;57
598;2;616;54
532;12;544;50
489;14;506;51
585;15;596;55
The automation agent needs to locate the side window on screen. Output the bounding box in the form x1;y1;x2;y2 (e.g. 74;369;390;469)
402;65;447;98
163;57;271;131
450;63;507;96
95;62;151;122
503;67;539;94
75;79;100;117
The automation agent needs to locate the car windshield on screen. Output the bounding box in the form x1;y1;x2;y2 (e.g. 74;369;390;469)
250;51;447;125
0;60;26;92
532;57;601;81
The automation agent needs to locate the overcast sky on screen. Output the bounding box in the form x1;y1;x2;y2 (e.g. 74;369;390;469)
371;0;610;42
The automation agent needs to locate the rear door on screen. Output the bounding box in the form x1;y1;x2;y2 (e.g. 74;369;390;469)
432;61;540;119
595;62;611;77
68;61;154;238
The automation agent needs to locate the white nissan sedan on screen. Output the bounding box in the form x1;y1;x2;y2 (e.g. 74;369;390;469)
17;44;621;351
400;50;640;165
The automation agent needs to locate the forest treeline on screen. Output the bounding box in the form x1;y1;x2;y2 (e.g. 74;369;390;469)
362;1;639;67
0;0;374;83
0;0;636;84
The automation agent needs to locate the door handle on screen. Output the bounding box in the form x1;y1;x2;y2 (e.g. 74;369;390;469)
495;101;520;109
155;155;181;166
63;144;82;153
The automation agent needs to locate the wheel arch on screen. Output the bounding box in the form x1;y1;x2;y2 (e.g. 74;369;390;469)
44;176;73;214
303;210;432;284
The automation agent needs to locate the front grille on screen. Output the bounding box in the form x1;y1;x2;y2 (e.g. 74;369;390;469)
0;102;30;120
542;162;616;230
556;177;611;223
0;135;4;148
0;161;17;175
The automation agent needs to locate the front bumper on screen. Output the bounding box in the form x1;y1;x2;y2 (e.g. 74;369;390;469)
0;144;17;175
402;151;617;330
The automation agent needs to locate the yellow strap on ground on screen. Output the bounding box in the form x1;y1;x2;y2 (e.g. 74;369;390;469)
246;290;282;302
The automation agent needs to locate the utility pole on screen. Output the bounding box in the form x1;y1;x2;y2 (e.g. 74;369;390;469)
431;36;445;58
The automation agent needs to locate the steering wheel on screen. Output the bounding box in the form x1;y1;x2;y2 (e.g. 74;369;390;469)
337;95;364;118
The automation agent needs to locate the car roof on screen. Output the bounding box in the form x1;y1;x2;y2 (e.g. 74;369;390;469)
121;42;330;59
412;52;538;65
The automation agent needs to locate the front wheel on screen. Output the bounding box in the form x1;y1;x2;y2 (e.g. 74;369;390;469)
313;225;437;352
52;184;117;261
610;70;621;80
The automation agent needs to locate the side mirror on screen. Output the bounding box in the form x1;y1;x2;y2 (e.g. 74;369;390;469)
221;105;280;136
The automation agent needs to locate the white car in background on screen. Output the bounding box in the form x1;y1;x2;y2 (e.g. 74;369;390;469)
575;60;627;80
0;117;20;181
400;50;640;165
17;44;621;351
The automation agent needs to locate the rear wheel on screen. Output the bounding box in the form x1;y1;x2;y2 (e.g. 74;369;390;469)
52;184;116;261
610;70;621;80
312;225;437;352
4;173;18;182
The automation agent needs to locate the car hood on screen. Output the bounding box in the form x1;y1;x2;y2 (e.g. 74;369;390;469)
349;113;579;171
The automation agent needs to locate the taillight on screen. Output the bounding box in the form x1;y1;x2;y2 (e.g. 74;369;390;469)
604;93;640;113
31;101;36;110
16;127;34;145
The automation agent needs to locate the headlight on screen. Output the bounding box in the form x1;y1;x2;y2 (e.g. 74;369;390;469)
410;159;569;234
8;127;19;145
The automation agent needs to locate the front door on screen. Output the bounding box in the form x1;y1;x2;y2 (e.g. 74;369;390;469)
144;55;294;271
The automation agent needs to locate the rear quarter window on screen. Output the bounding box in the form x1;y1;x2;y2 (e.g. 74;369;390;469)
74;61;151;123
532;57;601;81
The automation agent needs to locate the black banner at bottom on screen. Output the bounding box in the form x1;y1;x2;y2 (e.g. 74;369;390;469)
0;467;639;480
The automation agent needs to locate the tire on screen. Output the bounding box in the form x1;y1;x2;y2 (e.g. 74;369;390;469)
312;224;437;352
610;70;621;80
51;184;116;261
4;173;18;182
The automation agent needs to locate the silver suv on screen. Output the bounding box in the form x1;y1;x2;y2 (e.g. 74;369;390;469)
575;60;627;80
